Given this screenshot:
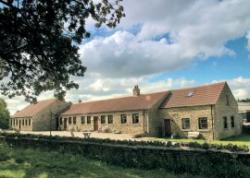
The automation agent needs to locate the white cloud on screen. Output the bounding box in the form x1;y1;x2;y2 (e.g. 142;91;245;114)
64;74;196;104
247;31;250;51
212;76;250;100
4;0;250;114
227;77;250;100
80;31;195;77
80;0;250;77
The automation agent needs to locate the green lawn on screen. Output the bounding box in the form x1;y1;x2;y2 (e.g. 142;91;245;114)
143;134;250;147
0;143;204;178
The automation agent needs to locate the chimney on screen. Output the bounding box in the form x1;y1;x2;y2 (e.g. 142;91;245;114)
78;99;82;103
133;85;140;96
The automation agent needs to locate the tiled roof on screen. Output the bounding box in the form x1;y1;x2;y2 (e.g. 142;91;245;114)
13;99;58;118
160;82;226;108
62;92;169;115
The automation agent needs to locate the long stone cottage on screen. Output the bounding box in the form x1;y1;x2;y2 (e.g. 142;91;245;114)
10;82;241;140
10;99;70;131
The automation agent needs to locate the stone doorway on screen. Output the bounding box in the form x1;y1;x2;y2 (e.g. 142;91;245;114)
163;119;171;137
93;116;98;131
64;118;67;130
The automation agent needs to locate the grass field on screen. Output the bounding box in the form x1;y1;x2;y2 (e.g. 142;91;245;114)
142;134;250;147
0;143;205;178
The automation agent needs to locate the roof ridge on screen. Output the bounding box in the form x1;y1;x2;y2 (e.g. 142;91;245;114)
169;81;226;92
74;91;168;105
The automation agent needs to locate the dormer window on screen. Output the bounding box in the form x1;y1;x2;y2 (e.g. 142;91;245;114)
186;92;194;97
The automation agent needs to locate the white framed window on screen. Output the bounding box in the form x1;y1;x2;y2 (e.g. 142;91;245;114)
121;114;127;124
132;113;139;124
182;118;190;129
198;117;208;129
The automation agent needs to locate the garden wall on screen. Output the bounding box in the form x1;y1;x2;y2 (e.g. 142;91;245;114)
1;133;250;178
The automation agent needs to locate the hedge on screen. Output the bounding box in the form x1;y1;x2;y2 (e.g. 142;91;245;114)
1;133;250;178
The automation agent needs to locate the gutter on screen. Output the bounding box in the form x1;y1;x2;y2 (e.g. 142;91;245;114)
211;105;215;140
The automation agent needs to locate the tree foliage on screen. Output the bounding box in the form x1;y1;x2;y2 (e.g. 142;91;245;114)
239;98;250;102
0;98;10;129
0;0;125;102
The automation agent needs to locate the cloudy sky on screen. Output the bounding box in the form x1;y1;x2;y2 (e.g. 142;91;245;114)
4;0;250;114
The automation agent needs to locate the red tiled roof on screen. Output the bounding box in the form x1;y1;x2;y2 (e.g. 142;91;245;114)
13;99;58;118
160;82;226;108
62;92;169;115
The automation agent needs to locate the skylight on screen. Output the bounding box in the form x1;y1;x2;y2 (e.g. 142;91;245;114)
187;92;195;97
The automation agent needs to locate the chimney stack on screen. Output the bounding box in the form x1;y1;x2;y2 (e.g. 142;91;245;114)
133;85;140;96
78;99;82;103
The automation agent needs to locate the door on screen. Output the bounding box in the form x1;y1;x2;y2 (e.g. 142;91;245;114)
19;120;21;130
55;117;59;130
163;119;171;137
93;117;98;131
64;118;67;130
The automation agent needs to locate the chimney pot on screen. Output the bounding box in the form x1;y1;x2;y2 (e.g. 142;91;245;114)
133;85;140;96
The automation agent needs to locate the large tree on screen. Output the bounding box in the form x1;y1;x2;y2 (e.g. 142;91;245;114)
0;0;125;102
0;98;10;129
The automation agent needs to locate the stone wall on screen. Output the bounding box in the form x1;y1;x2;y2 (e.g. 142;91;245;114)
159;105;214;140
10;117;33;131
32;100;70;131
60;110;148;135
214;84;241;139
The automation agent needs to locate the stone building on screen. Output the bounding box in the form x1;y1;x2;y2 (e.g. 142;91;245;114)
10;99;70;131
160;82;241;140
238;102;250;122
59;88;168;135
59;82;241;140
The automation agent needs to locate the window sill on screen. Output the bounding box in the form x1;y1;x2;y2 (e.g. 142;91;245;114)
197;129;211;132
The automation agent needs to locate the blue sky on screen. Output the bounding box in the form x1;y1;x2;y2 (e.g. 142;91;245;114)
152;37;250;83
4;0;250;114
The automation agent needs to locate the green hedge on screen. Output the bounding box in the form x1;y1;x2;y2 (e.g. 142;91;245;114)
1;133;250;177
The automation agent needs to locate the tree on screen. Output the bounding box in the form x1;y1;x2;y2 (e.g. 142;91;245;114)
239;98;250;102
0;0;125;102
0;98;10;129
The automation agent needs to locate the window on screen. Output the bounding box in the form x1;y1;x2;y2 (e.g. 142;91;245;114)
226;95;230;105
69;117;72;124
223;116;228;129
108;115;113;124
73;116;76;124
231;116;235;128
198;117;208;129
81;116;85;124
101;115;106;124
60;117;63;125
132;113;139;124
182;118;190;129
10;119;12;126
28;119;31;126
87;116;91;124
22;119;24;126
121;114;127;124
25;119;27;126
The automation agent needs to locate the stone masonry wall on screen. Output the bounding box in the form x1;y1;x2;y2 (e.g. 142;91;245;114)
59;110;147;135
32;100;69;131
214;84;241;139
10;117;33;131
159;105;214;140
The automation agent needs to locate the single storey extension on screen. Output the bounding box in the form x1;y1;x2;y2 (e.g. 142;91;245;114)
10;99;69;131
